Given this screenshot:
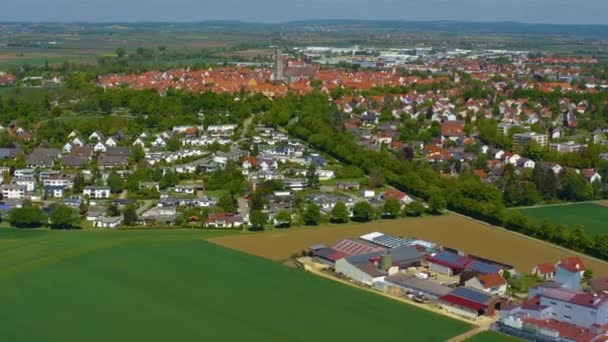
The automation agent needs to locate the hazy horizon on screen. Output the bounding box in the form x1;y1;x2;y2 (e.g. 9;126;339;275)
2;0;608;25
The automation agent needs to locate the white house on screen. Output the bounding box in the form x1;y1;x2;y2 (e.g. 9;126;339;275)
72;136;85;147
89;131;104;141
62;142;74;154
84;186;111;199
464;274;507;296
132;138;146;147
93;142;107;153
94;215;122;228
316;169;335;180
1;184;26;199
152;136;167;148
105;137;118;147
13;178;36;192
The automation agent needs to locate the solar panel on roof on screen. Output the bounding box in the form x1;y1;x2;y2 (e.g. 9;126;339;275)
468;260;501;274
371;234;410;248
452;287;492;304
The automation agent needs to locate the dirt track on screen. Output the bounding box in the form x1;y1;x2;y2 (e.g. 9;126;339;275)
208;215;608;274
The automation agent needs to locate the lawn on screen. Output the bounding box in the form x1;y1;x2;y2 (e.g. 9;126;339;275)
0;228;471;341
467;331;521;341
519;203;608;236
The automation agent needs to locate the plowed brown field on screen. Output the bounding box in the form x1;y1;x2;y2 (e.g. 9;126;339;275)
208;215;608;274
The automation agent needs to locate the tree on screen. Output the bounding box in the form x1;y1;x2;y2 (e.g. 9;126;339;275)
107;171;125;194
123;204;138;226
249;210;267;231
275;210;292;228
116;47;127;58
7;204;47;228
404;200;425;217
218;193;237;213
251;144;259;157
73;173;85;194
49;205;80;230
249;191;266;211
130;145;145;164
78;200;88;218
303;203;322;226
352;201;375;222
106;204;120;217
306;163;320;189
383;197;402;218
330;201;350;223
428;194;447;215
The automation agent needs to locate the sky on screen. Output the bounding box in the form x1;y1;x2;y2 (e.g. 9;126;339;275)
2;0;608;25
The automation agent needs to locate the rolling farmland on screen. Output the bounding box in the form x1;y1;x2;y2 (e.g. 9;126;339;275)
519;202;608;236
0;228;471;341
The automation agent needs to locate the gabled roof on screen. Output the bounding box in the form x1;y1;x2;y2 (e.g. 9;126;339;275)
534;263;556;274
475;273;506;289
467;260;502;275
557;256;586;273
427;251;472;270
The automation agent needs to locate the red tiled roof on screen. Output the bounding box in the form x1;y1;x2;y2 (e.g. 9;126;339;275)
535;263;556;274
477;273;506;289
558;256;586;273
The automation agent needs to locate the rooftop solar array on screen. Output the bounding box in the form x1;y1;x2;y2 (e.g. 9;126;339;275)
452;286;493;304
468;260;502;275
332;239;385;256
359;233;411;249
431;251;471;267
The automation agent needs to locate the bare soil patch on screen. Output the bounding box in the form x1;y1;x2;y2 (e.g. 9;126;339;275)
209;215;608;274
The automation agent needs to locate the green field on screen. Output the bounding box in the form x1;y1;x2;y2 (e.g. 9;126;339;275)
467;331;521;341
0;228;472;341
519;203;608;236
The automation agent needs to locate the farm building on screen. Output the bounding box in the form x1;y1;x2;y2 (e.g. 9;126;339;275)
427;251;472;276
383;273;452;301
439;286;504;320
331;238;387;256
335;252;387;286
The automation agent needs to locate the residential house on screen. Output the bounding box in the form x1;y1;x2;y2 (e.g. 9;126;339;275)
532;263;557;280
105;137;118;147
89;131;105;141
206;213;244;228
93;142;107;153
1;185;26;199
83;186;111;199
555;257;585;291
465;273;508;296
380;189;413;206
93;215;122;228
44;185;66;198
582;168;602;183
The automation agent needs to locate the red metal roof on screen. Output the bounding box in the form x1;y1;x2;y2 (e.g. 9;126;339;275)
439;294;487;311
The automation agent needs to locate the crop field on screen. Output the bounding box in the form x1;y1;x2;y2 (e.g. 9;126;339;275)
519;203;608;236
0;228;472;341
209;215;608;274
467;331;521;341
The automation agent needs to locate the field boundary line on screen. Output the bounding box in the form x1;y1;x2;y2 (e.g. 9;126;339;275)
449;210;608;268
